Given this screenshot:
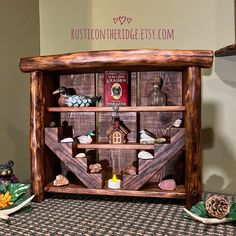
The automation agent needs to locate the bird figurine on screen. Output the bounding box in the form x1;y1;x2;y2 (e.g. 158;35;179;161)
76;130;95;144
53;86;101;107
139;129;156;144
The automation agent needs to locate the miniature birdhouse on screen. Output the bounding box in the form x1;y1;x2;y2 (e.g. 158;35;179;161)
107;117;130;144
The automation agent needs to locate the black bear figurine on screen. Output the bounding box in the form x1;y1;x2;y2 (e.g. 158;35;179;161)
0;160;19;185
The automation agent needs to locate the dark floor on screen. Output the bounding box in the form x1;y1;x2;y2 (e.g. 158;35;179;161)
0;192;236;235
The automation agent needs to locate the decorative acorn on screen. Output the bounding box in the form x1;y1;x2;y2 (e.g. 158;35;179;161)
205;195;230;219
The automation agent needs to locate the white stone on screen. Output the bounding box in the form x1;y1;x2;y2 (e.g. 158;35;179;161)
138;151;155;159
75;153;86;158
60;137;74;143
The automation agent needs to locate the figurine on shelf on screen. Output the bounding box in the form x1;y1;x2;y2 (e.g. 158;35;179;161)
0;160;19;185
139;129;156;144
107;117;130;144
53;86;101;107
76;130;95;144
147;77;166;106
173;118;183;128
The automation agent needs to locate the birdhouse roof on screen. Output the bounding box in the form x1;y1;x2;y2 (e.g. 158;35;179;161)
107;117;130;135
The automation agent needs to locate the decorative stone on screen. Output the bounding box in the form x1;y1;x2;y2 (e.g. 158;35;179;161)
123;165;136;175
75;153;86;158
60;137;74;143
158;179;176;191
155;137;167;144
48;121;57;127
89;163;102;173
173;118;183;128
53;175;69;186
138;151;155;159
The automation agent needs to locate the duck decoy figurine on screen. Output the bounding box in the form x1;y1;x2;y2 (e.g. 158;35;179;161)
53;86;101;107
76;130;95;144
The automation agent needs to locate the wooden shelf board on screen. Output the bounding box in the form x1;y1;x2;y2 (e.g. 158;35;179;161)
215;44;236;57
47;106;185;113
76;142;155;150
44;182;186;199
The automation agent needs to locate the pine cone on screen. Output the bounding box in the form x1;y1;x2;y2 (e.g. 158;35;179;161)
205;195;230;219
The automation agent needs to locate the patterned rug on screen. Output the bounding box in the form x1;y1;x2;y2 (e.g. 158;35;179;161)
0;192;236;235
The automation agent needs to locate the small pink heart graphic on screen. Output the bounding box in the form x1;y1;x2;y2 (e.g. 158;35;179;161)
119;16;126;25
113;17;118;24
127;17;132;24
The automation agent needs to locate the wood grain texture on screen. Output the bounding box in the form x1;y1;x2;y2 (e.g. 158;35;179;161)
122;128;185;190
45;127;102;189
20;49;213;73
183;67;202;209
30;71;45;202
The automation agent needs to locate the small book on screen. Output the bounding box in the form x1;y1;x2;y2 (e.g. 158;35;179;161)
104;71;129;106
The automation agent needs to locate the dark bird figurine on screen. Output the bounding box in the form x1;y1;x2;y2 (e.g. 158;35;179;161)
53;87;101;107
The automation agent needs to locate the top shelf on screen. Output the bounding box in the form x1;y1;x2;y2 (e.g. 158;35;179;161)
215;44;236;57
47;106;185;113
19;49;213;74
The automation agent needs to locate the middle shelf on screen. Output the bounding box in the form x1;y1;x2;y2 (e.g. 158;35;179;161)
76;142;154;150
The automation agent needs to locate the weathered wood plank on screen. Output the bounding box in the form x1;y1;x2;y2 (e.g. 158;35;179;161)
45;127;102;189
123;128;185;190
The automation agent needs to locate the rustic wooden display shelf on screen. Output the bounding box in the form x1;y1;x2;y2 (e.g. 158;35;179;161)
19;49;213;209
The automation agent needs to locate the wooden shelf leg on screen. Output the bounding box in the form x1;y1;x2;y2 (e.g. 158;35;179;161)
184;66;202;209
30;71;45;202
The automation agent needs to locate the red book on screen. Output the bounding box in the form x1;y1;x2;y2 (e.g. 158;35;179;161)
104;71;129;106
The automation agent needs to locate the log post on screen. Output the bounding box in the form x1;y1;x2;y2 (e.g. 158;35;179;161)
30;71;45;202
184;66;202;209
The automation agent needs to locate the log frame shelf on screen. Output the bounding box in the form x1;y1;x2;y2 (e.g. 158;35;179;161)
19;49;213;209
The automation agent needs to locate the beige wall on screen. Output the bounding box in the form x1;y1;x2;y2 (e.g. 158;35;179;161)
38;0;236;194
0;0;40;182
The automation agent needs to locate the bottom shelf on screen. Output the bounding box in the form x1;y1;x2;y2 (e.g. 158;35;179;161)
44;182;186;199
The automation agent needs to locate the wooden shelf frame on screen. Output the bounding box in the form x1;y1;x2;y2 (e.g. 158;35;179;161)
19;49;213;209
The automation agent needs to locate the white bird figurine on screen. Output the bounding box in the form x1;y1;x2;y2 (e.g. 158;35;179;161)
139;129;156;144
53;87;101;107
76;130;95;144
